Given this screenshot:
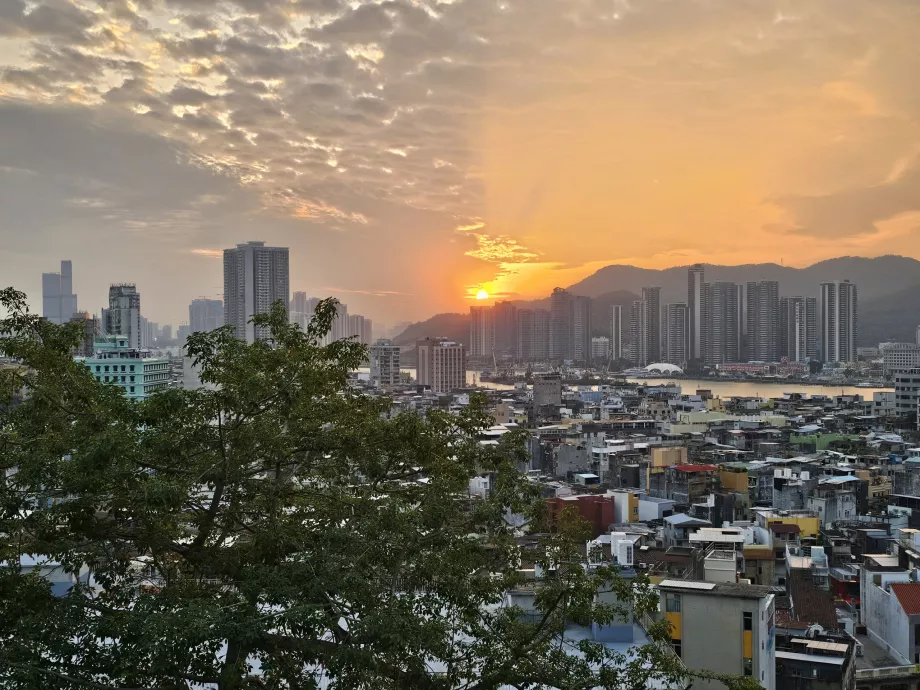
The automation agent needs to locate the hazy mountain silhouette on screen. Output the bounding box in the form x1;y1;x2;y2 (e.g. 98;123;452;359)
392;313;469;347
566;255;920;303
860;285;920;345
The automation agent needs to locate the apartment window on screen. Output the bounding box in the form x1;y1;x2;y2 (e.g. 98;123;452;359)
130;387;135;393
665;593;681;613
130;365;135;372
743;659;752;676
95;365;100;372
104;365;109;372
104;376;109;382
121;376;126;383
130;376;135;383
743;612;753;631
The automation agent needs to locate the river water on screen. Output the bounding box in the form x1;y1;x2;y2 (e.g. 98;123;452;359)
381;369;891;398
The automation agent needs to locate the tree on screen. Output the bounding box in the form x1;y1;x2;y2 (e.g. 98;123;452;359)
0;288;757;689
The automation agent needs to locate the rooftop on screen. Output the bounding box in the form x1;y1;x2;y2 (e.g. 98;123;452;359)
657;579;774;599
890;583;920;616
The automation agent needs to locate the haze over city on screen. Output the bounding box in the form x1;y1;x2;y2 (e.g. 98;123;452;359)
4;0;920;326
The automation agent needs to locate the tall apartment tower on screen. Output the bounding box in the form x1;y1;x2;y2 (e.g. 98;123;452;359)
820;280;858;363
492;301;517;357
703;281;740;366
687;265;705;362
572;295;593;364
745;281;780;362
662;303;688;366
628;300;644;365
223;241;290;343
369;339;401;386
42;260;78;325
609;305;623;362
469;305;495;358
779;296;817;363
416;338;466;393
189;298;223;334
103;284;142;349
642;287;661;364
549;288;574;362
516;309;550;362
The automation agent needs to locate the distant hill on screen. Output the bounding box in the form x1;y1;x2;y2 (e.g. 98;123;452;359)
392;313;469;347
565;255;920;304
860;284;920;345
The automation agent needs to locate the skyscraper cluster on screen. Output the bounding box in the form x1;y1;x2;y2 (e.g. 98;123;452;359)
290;291;373;346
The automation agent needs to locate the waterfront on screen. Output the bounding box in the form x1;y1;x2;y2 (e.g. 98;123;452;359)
369;369;891;398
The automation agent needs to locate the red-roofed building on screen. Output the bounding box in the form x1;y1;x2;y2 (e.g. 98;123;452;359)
546;494;616;538
864;578;920;665
891;583;920;616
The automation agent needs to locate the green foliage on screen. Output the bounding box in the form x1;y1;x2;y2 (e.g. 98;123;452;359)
0;288;754;689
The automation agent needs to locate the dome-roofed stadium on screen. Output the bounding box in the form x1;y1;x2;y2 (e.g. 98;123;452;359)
644;363;684;375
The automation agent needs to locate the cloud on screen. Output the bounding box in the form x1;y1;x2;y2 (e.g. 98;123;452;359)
190;248;223;258
321;287;412;297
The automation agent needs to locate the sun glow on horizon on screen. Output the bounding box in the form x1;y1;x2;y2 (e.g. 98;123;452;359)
475;289;489;300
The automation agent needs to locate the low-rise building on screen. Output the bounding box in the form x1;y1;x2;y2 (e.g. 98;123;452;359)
79;336;170;401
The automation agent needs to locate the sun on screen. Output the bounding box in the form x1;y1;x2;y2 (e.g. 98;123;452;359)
475;289;489;300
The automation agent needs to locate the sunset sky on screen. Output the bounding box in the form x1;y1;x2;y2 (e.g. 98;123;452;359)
2;0;920;328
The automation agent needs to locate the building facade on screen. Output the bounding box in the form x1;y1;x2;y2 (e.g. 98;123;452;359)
469;305;495;358
642;287;662;366
779;296;818;363
573;295;592;364
42;260;78;325
223;241;290;343
746;281;779;362
189;298;223;334
103;284;142;349
882;343;920;375
662;302;688;366
688;264;705;363
703;281;741;366
369;339;401;386
610;305;623;362
516;308;550;362
416;338;466;393
549;288;574;362
80;336;170;401
820;280;857;364
658;579;776;690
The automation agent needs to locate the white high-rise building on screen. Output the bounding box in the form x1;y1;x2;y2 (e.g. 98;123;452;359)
469;305;495;358
223;241;290;343
370;339;401;386
820;280;858;363
417;338;466;393
103;284;142;349
42;260;78;325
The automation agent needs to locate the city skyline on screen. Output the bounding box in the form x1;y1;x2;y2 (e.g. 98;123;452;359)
4;1;920;325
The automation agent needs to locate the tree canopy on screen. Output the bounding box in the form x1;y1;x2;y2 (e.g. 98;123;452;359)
0;288;753;690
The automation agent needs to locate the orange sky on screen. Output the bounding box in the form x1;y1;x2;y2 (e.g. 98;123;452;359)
2;0;920;327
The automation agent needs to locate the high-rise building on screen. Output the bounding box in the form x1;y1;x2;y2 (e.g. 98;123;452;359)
746;281;779;362
42;260;78;325
641;287;661;365
102;284;142;349
469;305;495;358
223;241;290;343
516;309;550;362
703;281;740;366
610;305;623;362
549;288;574;362
290;291;309;329
416;338;466;393
161;325;173;342
779;297;817;363
687;265;705;362
493;301;517;357
572;295;592;364
369;338;401;386
628;300;644;365
189;298;223;334
69;311;98;357
591;336;609;361
662;303;688;366
820;280;858;363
